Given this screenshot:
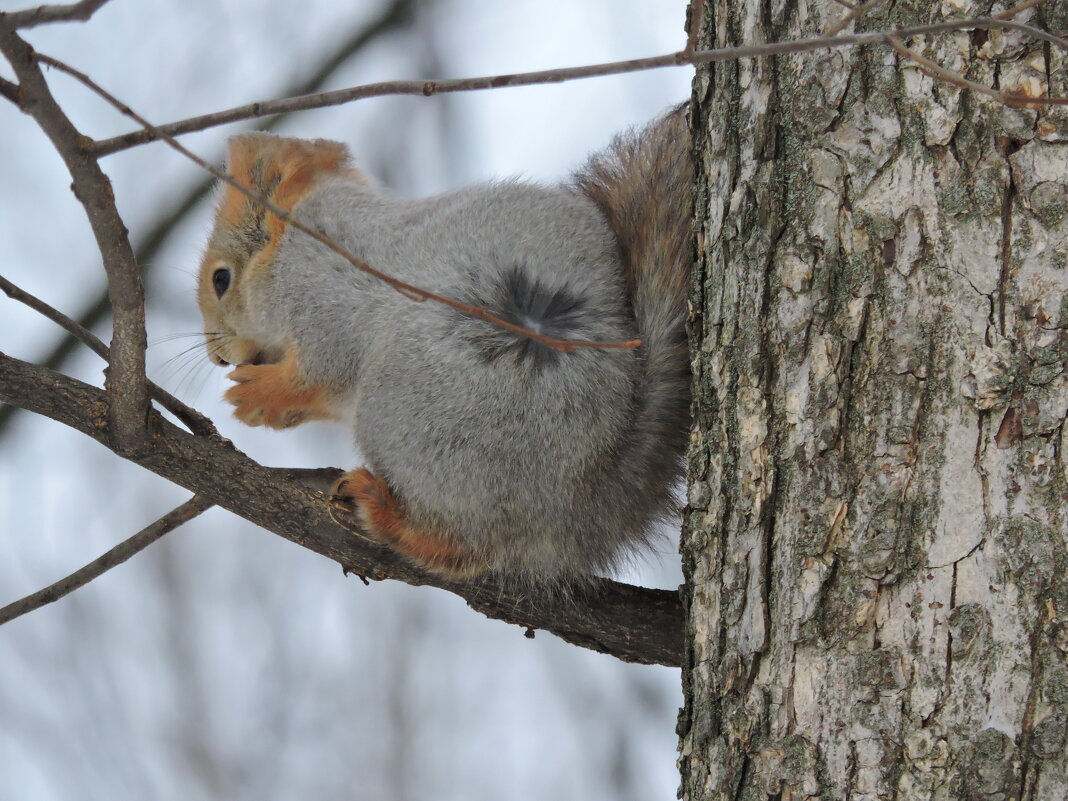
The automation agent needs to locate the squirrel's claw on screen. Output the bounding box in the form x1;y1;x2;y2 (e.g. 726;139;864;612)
224;368;309;428
329;469;490;579
329;468;396;544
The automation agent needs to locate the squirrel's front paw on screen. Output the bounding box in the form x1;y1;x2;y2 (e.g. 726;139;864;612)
223;350;331;429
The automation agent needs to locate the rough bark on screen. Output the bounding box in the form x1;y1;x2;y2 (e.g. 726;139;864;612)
680;2;1068;799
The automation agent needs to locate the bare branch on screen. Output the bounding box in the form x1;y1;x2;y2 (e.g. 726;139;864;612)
0;495;212;626
0;0;109;30
0;25;149;453
92;16;1068;156
0;76;16;102
2;273;110;361
41;54;643;354
0;0;417;437
92;53;691;157
0;351;685;666
0;273;217;436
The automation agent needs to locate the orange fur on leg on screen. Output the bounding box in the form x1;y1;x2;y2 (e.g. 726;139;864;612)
330;468;489;579
225;347;335;429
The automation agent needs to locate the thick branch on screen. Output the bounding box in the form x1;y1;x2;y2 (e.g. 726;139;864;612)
92;16;1068;155
0;495;213;626
0;0;109;29
0;351;685;666
0;25;148;452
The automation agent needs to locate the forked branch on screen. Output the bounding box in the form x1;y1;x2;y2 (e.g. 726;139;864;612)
0;24;149;453
0;274;217;436
0;351;685;666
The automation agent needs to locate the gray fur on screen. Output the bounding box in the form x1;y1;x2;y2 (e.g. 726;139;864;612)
254;110;691;583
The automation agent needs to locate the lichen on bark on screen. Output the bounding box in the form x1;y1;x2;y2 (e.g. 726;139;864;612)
681;1;1068;798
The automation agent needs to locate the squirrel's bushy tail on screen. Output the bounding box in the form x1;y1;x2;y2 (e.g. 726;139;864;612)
572;105;692;527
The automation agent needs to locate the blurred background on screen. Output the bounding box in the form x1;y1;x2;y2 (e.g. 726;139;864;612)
0;1;691;798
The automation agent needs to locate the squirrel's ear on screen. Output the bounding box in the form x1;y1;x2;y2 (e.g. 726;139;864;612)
218;134;356;228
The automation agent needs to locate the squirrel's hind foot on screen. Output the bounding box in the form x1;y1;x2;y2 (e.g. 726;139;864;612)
329;468;490;580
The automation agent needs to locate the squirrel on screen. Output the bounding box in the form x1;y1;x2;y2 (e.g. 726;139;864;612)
197;106;691;584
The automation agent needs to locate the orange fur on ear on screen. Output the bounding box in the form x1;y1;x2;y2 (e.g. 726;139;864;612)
218;134;355;240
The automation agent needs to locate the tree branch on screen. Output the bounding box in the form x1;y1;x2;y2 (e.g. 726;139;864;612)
0;25;149;453
0;273;217;436
0;495;213;626
91;16;1068;156
0;351;685;667
0;0;110;30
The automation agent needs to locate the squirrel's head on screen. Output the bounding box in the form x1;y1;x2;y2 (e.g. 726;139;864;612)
198;133;363;366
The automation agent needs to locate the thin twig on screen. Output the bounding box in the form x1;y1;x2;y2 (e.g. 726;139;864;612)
888;35;1002;99
888;35;1068;106
824;0;885;37
2;273;110;360
994;0;1051;20
40;55;642;353
684;0;707;58
0;0;417;438
0;0;110;29
91;16;1068;156
0;273;218;437
0;495;213;626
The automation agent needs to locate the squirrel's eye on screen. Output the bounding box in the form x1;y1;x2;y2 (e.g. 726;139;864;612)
212;268;231;298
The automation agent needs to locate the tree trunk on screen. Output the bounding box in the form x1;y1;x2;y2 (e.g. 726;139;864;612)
680;2;1068;799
